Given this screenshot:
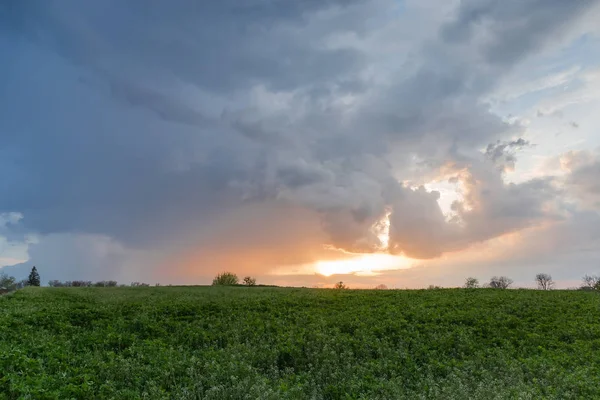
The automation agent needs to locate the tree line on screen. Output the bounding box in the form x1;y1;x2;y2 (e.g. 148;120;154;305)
461;273;600;291
0;266;40;293
3;268;600;292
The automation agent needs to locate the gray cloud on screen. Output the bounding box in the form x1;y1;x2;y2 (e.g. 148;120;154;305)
563;150;600;209
485;138;531;171
1;0;598;280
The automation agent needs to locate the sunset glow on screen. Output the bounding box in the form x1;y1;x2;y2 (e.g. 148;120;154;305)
314;253;415;277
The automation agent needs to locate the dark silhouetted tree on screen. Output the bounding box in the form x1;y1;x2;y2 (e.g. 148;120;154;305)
243;276;257;286
464;277;479;289
27;266;40;287
212;272;239;286
535;273;554;290
488;276;513;289
334;281;348;289
375;284;388;290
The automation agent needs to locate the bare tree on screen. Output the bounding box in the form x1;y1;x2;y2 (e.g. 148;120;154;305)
581;275;600;290
334;281;348;289
488;276;513;289
464;277;479;289
535;273;554;290
243;276;257;286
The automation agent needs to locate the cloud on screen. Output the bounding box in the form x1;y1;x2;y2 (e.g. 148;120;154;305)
1;0;598;281
561;150;600;209
484;138;532;171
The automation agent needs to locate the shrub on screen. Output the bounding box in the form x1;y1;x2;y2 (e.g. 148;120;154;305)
212;272;239;286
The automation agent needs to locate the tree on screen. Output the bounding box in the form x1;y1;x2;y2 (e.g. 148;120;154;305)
27;266;41;287
71;281;92;287
15;280;28;289
375;284;388;290
488;276;513;289
212;272;239;286
464;277;479;289
581;275;600;290
130;282;149;287
243;276;257;286
0;272;16;291
535;273;554;290
334;281;348;289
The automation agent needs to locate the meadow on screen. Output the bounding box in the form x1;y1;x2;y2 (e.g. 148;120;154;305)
1;286;600;399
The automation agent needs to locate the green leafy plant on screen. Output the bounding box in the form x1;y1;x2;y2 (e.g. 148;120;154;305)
3;284;600;398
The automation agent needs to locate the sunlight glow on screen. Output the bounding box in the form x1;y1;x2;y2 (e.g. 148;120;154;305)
314;253;414;277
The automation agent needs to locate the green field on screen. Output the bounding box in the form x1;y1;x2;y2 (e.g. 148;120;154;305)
1;287;600;399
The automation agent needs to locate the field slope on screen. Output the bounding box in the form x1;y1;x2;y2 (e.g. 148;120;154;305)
1;287;600;399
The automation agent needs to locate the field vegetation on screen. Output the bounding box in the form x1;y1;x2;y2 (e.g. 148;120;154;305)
1;286;600;399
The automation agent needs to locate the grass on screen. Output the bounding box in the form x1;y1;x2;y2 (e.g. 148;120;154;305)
1;286;600;399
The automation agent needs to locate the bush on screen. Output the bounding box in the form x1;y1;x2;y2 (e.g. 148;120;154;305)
212;272;239;286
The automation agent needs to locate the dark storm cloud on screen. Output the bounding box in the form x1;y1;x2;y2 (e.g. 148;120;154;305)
0;0;598;278
1;0;367;94
441;0;593;65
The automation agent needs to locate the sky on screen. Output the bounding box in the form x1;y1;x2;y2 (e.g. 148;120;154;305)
1;0;600;289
